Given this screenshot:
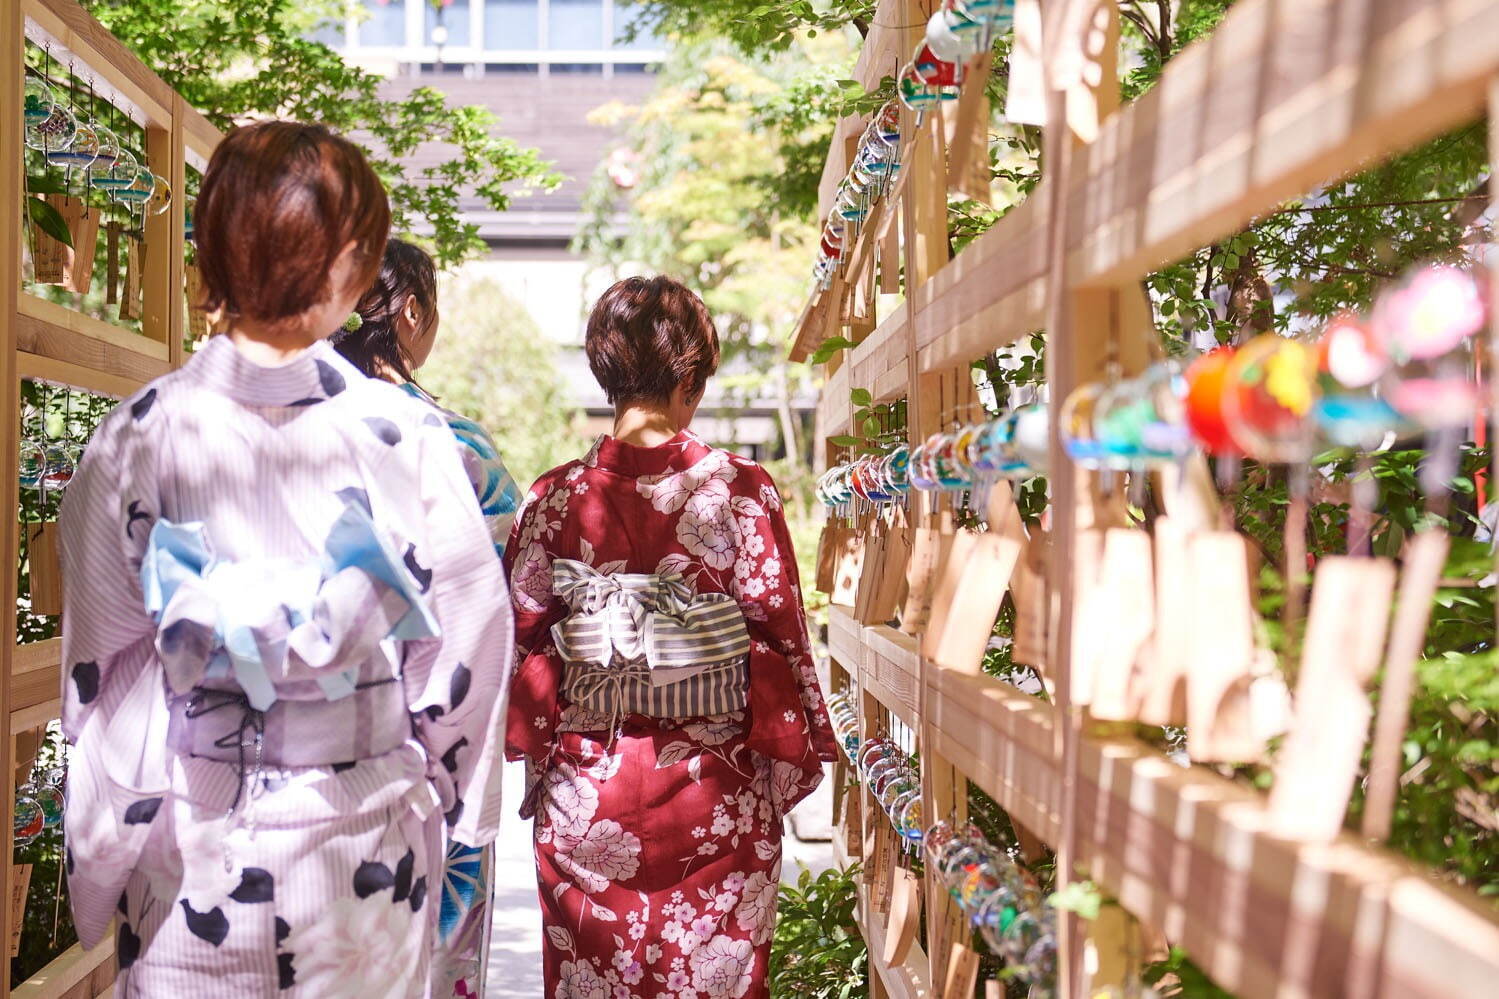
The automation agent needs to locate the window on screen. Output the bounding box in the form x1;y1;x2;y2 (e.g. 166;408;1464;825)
547;0;604;49
485;0;540;49
358;0;406;47
425;0;472;46
612;3;660;51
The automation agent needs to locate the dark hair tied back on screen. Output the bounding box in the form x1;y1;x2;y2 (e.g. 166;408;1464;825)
332;238;437;383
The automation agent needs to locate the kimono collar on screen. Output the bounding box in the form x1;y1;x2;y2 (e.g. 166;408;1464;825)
187;335;363;408
584;429;714;478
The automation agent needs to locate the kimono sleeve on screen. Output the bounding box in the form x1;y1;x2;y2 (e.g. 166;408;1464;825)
500;473;570;767
401;423;514;848
57;407;158;743
730;467;837;813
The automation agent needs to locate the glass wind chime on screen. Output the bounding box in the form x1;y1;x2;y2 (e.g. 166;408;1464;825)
23;46;173;309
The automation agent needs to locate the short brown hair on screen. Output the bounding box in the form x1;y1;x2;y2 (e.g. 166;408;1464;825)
196;121;390;324
585;276;720;405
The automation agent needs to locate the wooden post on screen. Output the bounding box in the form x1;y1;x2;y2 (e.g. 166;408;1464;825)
1;1;24;990
1040;2;1123;993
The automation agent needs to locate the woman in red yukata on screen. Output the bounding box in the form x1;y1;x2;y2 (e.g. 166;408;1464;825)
503;276;836;999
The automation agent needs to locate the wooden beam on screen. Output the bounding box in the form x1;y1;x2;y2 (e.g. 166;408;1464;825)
11;937;115;999
2;0;25;988
18;294;171;385
1068;0;1499;287
22;0;174;126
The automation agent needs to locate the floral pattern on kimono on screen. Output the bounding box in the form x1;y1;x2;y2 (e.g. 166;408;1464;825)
502;430;835;999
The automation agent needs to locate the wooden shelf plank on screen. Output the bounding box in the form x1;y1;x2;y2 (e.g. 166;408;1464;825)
820;361;852;438
12;937;114;999
862;625;920;729
12;639;61;717
913;192;1049;373
1068;0;1499;287
850;310;909;404
17;294;169;389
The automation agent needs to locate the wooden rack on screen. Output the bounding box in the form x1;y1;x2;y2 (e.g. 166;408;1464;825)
804;1;1499;997
2;0;219;992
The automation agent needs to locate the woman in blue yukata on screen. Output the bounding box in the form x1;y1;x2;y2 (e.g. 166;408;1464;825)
335;238;522;998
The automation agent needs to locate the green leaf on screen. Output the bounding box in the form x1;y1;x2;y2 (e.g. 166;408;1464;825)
25;175;68;195
849;387;872;407
26;197;72;248
810;335;857;365
828;435;860;448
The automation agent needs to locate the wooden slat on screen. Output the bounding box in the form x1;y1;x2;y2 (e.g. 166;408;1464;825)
1068;0;1499;287
863;625;919;728
1072;735;1499;999
17;295;170;387
23;0;173;126
18;350;145;400
12;640;61;717
850;310;909;404
12;938;115;999
913;192;1050;373
181;100;222;164
924;667;1061;844
3;1;26;988
820;359;851;437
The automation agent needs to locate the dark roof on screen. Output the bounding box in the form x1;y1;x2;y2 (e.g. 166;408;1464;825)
378;69;657;240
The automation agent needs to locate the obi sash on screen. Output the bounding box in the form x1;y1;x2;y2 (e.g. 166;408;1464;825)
64;501;439;948
550;559;750;721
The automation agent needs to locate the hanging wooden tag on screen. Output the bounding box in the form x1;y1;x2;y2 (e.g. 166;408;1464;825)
880;216;901;295
854;526;889;624
1084;528;1156;720
868;521;913;625
830;529;866;608
946;52;994;203
839;787;863;861
1067;527;1107;706
184;260;209;339
899;526;948;635
869;822;897;914
929;530;1023;673
29;209;67;284
1138;515;1190;726
49;195;102;294
9;864;32;958
815;522;843;595
941;944;981;999
1005;0;1047;126
1363;530;1449;840
105;222;121;304
1268;555;1396;842
922;529;981;659
1184;531;1262;763
120;235;144;321
882;867;922;966
26;521;62;617
1010;528;1051;672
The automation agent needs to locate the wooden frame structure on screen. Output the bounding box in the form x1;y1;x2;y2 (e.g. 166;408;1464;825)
803;1;1499;997
2;0;219;992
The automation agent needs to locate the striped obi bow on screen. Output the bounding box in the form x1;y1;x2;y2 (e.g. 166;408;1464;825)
550;559;750;721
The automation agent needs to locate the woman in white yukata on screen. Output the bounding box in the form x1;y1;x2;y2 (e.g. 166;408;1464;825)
57;121;513;997
335;237;523;999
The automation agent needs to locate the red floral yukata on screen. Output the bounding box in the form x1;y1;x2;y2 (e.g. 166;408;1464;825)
504;430;836;999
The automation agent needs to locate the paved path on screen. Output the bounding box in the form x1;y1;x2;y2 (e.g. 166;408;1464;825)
484;764;835;996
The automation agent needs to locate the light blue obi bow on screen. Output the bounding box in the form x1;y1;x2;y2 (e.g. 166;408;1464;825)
140;501;439;711
549;559;750;683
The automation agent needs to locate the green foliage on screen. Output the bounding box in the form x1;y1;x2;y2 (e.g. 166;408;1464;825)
24;175;72;247
80;0;558;267
622;0;875;56
1143;947;1236;999
771;864;868;999
417;278;587;489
